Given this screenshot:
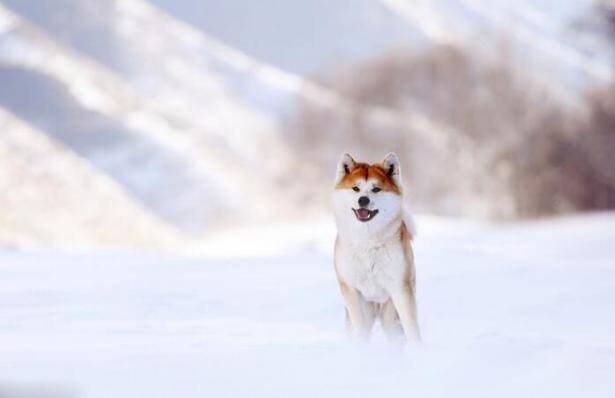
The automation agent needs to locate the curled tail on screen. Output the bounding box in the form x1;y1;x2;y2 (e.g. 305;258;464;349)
403;210;417;240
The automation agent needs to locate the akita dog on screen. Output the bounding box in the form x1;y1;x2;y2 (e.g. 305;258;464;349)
333;152;420;342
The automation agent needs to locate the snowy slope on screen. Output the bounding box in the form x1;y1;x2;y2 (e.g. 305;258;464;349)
0;0;612;248
382;0;613;90
149;0;612;91
149;0;612;101
1;214;614;397
0;3;295;232
0;107;182;250
0;0;290;145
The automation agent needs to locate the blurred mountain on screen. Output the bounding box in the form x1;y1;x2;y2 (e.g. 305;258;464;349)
148;0;611;87
380;0;612;93
0;1;296;238
0;106;182;249
0;0;611;248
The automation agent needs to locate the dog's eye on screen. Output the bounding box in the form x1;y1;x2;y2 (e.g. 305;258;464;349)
352;186;360;192
372;187;382;193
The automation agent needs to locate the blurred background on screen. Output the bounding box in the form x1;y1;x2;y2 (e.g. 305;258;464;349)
0;0;613;251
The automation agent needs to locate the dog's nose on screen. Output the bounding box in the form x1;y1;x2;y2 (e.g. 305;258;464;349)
358;196;370;208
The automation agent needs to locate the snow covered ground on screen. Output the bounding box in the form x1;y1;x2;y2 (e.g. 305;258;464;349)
1;214;614;397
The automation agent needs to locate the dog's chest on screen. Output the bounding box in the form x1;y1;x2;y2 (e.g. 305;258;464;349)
338;241;405;303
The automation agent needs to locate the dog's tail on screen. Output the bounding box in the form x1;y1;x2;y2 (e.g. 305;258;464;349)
403;210;417;240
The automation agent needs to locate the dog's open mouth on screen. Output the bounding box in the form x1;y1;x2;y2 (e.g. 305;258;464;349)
352;208;379;222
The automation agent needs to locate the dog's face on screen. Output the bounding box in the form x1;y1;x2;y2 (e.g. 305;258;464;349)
333;153;403;232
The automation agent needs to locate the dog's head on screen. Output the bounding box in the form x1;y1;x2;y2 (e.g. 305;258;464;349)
333;152;403;231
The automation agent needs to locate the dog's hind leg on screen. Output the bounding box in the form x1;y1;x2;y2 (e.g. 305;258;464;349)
380;299;404;342
363;301;377;336
339;281;374;340
344;308;351;335
391;284;421;342
344;302;377;339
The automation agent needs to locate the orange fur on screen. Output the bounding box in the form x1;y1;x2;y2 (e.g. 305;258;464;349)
335;163;401;194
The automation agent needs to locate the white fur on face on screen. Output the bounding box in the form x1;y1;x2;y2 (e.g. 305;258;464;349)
332;178;402;238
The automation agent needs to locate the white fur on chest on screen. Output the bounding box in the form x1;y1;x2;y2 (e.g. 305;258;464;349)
336;238;406;303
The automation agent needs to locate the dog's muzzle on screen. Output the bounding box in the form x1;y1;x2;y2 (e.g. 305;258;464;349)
352;208;379;222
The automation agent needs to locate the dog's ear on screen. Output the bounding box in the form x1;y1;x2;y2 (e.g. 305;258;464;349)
382;152;402;184
335;152;356;184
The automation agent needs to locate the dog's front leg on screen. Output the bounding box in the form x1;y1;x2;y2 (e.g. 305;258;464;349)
338;280;371;340
391;284;421;342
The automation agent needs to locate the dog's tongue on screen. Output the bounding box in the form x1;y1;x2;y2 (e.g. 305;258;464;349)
357;208;370;219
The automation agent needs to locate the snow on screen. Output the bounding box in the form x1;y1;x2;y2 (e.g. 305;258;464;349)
0;2;296;231
380;0;613;100
1;214;614;397
457;0;612;81
0;107;182;250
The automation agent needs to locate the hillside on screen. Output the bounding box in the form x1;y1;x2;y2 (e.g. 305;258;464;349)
0;107;182;250
0;0;611;248
0;2;294;234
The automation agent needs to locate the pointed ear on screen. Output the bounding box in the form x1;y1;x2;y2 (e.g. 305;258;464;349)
335;153;356;184
382;152;402;184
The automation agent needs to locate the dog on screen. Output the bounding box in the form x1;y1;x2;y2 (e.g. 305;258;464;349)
333;152;420;342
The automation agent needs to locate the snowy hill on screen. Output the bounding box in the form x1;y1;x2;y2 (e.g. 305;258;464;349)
381;0;613;91
0;2;295;234
150;0;611;94
0;107;182;250
0;0;612;248
0;214;614;396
